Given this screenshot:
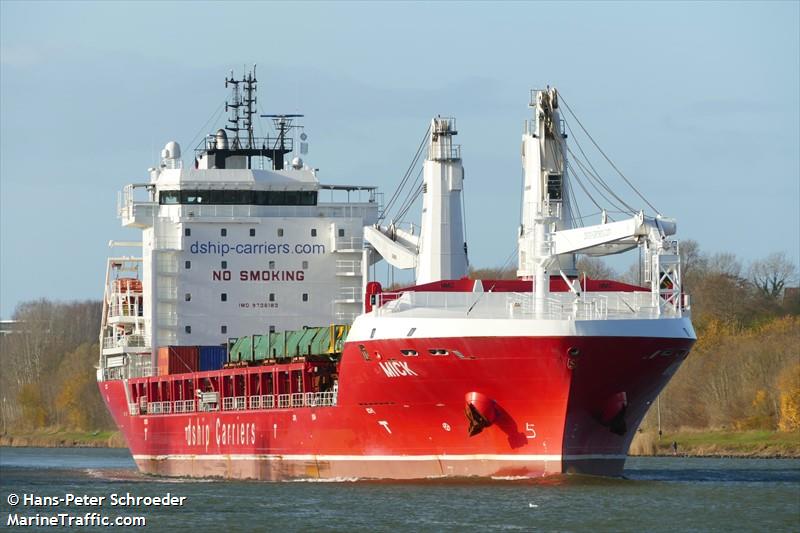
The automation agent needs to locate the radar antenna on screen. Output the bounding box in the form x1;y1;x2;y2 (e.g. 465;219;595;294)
260;114;304;165
195;67;301;171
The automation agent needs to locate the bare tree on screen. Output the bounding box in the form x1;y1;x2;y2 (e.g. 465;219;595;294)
706;252;742;278
576;256;616;279
750;252;798;299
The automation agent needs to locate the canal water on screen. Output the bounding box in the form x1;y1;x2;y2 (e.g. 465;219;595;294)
1;448;798;531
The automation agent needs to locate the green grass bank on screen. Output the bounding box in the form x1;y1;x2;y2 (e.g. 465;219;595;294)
631;429;800;458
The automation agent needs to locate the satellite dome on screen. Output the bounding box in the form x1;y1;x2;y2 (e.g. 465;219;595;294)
163;141;181;160
291;157;303;170
215;129;229;150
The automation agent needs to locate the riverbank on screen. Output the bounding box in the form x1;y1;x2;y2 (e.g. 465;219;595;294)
630;429;800;458
0;429;125;448
2;428;798;457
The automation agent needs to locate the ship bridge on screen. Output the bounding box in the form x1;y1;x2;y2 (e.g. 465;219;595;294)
101;66;380;380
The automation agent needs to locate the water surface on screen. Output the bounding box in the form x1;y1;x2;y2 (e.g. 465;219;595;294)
1;448;797;532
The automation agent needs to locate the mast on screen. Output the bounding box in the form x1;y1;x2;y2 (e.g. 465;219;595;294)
195;66;298;171
225;67;258;159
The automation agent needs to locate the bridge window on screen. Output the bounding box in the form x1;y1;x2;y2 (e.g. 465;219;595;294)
185;293;191;302
221;261;227;269
185;261;191;269
302;293;308;302
269;261;275;269
220;228;227;237
160;189;317;206
185;326;192;334
338;228;345;237
159;191;180;204
181;191;208;204
184;228;191;237
221;325;227;334
267;191;285;205
299;191;317;205
221;293;227;302
277;228;284;237
269;293;275;302
285;191;300;205
250;228;256;237
311;229;317;237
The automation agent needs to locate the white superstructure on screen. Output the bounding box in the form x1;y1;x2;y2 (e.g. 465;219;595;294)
364;116;468;284
99;68;379;379
517;88;683;317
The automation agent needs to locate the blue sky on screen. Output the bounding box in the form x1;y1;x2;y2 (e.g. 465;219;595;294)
1;1;798;317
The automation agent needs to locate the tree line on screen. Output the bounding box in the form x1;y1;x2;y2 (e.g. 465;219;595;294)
0;300;110;432
0;243;797;435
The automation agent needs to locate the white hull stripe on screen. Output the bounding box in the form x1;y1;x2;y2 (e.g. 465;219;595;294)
348;315;696;342
132;453;626;462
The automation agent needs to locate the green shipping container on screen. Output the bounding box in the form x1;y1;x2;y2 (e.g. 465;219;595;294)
298;328;319;356
286;329;307;357
228;336;254;362
310;327;331;355
270;331;287;359
253;334;270;361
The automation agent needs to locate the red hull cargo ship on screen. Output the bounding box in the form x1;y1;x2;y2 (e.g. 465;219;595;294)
98;71;695;480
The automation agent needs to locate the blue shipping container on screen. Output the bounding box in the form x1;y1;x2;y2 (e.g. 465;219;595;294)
199;345;227;371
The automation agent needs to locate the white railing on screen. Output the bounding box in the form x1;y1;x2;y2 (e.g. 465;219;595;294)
104;367;126;381
374;290;683;320
157;285;178;300
103;335;148;350
132;391;337;416
154;235;182;250
315;391;337;406
175;204;375;221
248;395;276;410
304;392;317;406
157;312;177;327
173;400;196;413
291;393;305;407
148;401;172;415
156;255;179;274
132;358;155;378
335;237;364;250
261;395;275;409
337;287;362;302
118;185;157;224
223;396;246;411
336;260;362;275
334;312;357;323
107;302;143;318
427;143;461;161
